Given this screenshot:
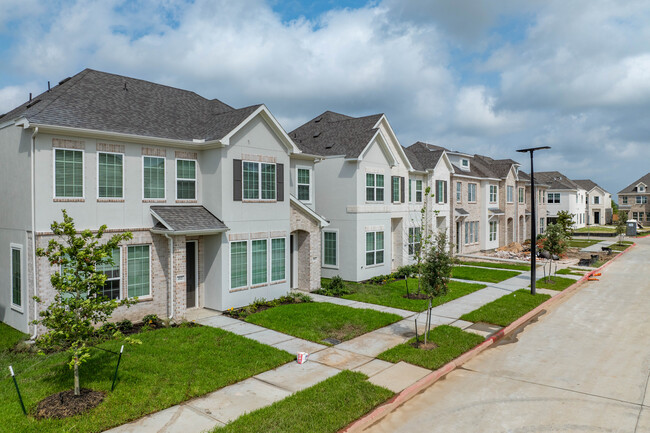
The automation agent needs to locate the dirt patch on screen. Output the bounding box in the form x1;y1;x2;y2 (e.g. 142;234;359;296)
328;323;366;341
35;388;105;419
410;341;438;350
403;293;428;300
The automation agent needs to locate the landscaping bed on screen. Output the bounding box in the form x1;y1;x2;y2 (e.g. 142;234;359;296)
218;371;393;433
451;266;521;283
460;289;551;327
377;325;484;370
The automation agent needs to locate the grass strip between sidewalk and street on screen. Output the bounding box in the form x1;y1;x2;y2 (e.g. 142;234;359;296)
0;322;28;352
245;302;401;345
218;371;393;433
533;276;577;291
556;268;585;276
460;289;551;327
451;266;521;283
456;260;531;271
377;325;485;370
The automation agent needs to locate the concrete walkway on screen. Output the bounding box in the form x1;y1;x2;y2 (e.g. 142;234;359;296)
363;238;650;433
105;266;546;433
580;239;617;252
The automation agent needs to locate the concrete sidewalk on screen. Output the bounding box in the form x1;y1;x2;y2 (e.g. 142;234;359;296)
580;239;617;252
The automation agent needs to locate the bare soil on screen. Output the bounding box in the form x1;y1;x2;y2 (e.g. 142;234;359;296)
410;341;438;350
35;388;105;419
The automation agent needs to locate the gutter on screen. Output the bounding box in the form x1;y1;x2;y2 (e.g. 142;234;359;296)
30;127;39;339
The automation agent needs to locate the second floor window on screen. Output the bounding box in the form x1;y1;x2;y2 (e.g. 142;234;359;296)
98;152;123;198
468;183;477;202
507;186;514;203
244;162;276;200
392;176;400;203
519;187;525;203
366;173;384;202
548;193;560;204
456;182;462;201
55;148;84;198
636;196;647;204
489;185;497;203
593;196;600;204
415;180;423;202
297;168;311;201
176;159;196;200
143;156;165;199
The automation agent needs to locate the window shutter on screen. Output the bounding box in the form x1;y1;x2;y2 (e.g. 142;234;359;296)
233;159;242;201
277;163;284;201
443;181;448;203
400;177;405;203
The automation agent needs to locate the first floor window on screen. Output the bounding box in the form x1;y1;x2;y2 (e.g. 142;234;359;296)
251;239;268;285
55;148;84;198
323;231;338;267
366;173;384;202
408;227;421;255
366;231;384;266
143;156;165;199
489;221;497;242
297;168;311;201
465;221;479;244
231;241;248;289
519;187;525;203
176;159;196;200
633;212;639;221
11;246;21;307
127;245;150;298
271;238;286;282
97;248;120;300
415;180;423;202
98;152;123;198
507;186;514;203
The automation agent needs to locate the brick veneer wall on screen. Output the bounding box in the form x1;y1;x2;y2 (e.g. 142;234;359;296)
290;205;322;292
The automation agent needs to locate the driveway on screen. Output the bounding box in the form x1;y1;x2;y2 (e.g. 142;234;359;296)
364;237;650;433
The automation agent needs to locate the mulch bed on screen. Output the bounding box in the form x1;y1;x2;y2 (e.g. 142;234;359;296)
35;388;105;419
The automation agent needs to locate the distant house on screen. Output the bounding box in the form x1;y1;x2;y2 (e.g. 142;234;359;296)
617;173;650;226
518;171;550;236
534;171;587;229
573;179;612;225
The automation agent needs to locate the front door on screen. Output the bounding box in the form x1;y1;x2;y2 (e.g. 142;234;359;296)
594;211;600;225
186;241;197;308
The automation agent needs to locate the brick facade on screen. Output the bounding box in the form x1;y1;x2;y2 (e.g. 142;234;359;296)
290;204;322;292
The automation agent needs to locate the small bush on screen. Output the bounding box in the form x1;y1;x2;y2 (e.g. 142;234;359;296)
116;319;133;333
395;265;417;279
98;322;118;336
142;314;162;328
316;276;351;296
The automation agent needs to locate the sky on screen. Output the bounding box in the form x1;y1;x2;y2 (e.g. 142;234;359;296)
1;0;649;199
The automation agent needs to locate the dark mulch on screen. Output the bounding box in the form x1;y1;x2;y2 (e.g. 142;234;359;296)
35;388;106;419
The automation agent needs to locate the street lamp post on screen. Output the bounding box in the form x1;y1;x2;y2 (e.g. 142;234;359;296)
517;146;551;295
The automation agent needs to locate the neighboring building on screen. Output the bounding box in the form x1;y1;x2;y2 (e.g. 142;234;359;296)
0;69;318;334
534;171;588;229
519;171;550;236
573;179;612;225
617;173;650;226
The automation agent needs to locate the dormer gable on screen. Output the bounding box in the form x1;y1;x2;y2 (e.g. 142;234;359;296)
637;182;647;192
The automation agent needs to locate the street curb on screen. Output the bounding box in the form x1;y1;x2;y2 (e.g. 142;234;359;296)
341;243;636;433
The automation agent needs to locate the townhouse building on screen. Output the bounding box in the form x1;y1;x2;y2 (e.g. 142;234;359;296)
0;69;329;335
573;179;612;225
519;171;550;236
534;171;587;229
617;173;650;225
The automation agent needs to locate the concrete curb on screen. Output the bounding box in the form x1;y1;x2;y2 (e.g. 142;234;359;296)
341;243;636;433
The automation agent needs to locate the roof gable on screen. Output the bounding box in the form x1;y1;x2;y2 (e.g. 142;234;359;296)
619;173;650;194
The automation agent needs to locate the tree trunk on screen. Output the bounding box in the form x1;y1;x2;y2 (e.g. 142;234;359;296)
74;361;80;396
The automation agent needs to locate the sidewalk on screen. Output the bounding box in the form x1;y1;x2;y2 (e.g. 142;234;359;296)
105;269;548;433
580;239;616;252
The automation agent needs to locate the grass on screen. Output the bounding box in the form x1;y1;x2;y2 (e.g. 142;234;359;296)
218;371;393;433
533;276;577;291
245;302;401;344
451;266;520;283
556;268;585;276
567;239;600;248
609;243;632;251
0;322;28;351
574;226;617;233
377;325;484;370
460;289;551;327
0;326;293;433
340;278;487;312
456;260;531;271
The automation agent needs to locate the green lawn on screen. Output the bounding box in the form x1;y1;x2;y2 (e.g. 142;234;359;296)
218;371;393;433
377;325;484;370
534;276;577;291
609;243;632;251
556;268;585;276
245;303;401;344
0;322;28;351
451;266;520;283
0;326;293;433
460;289;551;327
574;226;617;233
456;261;531;271
341;278;487;312
567;239;600;248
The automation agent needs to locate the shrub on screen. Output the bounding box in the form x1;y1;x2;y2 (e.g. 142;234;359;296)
116;319;133;333
142;314;162;328
395;265;416;279
98;322;118;336
316;276;351;296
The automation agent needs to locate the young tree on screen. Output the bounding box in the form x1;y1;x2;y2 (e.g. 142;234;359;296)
556;210;576;239
419;231;453;345
541;223;567;281
34;210;135;396
409;186;437;295
615;210;628;244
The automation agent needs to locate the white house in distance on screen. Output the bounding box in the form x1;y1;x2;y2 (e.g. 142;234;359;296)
535;171;587;228
573;179;612;225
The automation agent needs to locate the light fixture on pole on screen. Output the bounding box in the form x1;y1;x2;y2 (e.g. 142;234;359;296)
516;146;551;295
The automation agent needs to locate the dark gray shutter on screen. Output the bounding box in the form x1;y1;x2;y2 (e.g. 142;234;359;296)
233;159;242;201
277;163;284;201
443;181;448;203
400;177;405;203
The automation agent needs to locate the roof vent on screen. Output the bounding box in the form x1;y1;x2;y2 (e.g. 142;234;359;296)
313;132;321;138
123;82;128;91
314;117;322;123
325;142;334;149
58;77;72;85
26;99;41;109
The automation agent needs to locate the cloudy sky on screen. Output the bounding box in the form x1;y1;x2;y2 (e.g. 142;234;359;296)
1;0;649;198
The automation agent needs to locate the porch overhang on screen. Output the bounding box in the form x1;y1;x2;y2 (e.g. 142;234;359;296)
149;205;229;236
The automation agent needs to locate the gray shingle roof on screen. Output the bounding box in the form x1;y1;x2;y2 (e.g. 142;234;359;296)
455;208;469;216
474;155;519;179
618;173;650;194
573;179;608;194
0;69;261;142
150;206;228;233
404;142;446;171
534;171;581;190
289;111;383;157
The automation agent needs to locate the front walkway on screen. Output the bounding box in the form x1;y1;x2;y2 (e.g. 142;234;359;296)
580;239;617;252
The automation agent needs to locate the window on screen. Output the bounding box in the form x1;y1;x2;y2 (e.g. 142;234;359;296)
243;162;276;200
415;180;423;202
576;194;579;204
456;182;462;201
539;218;545;234
408;227;421;255
230;241;248;289
55;149;84;198
366;173;384;202
297;168;311;202
633;212;639;221
143;156;165;199
639;185;646;192
271;238;286;282
127;245;150;298
436;180;447;204
593;196;600;204
251;239;268;285
11;245;21;308
636;196;647;204
507;186;514;203
409;179;413;202
519;187;525;203
392;176;400;203
640;212;645;222
468;183;477;202
176;159;196;200
323;231;338;267
97;248;120;300
365;231;384;266
622;196;628;204
489;221;497;242
548;193;561;204
489;185;497;203
98;152;123;198
464;221;479;244
461;159;469;168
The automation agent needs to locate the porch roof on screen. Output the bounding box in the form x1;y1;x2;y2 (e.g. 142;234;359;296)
455;208;469;216
150;205;229;235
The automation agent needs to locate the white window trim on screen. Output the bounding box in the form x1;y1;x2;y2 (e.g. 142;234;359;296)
142;156;166;201
489;185;498;204
461;158;469;168
97;151;125;199
322;229;339;269
518;187;525;203
53;147;85;199
365;231;385;268
468;183;477;203
270;237;287;283
295;166;312;204
99;246;122;300
127;244;152;299
506;185;514;204
489;221;497;242
365;173;385;203
251;238;269;286
408;227;421;257
175;158;197;201
415;180;423;203
243;161;277;202
10;243;23;312
391;176;401;204
229;240;249;291
456;182;462;202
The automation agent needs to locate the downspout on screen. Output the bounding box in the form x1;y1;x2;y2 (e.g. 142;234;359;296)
163;233;174;320
30;127;39;340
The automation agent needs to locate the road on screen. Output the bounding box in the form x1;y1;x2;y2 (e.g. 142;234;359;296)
364;237;650;433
